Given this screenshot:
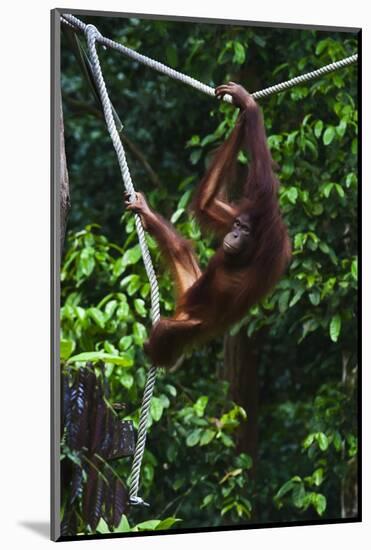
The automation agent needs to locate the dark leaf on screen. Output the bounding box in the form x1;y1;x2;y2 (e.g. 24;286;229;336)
113;479;129;528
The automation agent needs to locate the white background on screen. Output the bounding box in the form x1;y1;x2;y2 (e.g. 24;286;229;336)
0;0;368;548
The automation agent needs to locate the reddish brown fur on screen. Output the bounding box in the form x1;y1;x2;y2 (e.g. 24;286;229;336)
139;97;291;367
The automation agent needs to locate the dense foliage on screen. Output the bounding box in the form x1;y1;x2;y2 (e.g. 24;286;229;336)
60;15;358;535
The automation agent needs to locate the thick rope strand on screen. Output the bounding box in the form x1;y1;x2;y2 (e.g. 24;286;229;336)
85;25;159;505
252;54;358;99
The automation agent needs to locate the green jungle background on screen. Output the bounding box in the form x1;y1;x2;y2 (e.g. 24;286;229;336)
60;14;358;536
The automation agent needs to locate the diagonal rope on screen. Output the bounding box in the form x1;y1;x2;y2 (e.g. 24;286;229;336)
62;13;357;102
252;54;358;99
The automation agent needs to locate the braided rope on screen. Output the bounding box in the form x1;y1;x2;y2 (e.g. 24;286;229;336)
85;24;159;506
62;13;357;102
252;54;358;99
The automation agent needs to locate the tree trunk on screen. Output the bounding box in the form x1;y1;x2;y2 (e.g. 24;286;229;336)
222;329;260;472
60;102;70;254
341;456;358;518
340;352;358;518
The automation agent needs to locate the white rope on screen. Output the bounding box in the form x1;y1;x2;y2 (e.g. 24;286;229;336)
252;54;358;99
85;24;159;506
62;13;357;102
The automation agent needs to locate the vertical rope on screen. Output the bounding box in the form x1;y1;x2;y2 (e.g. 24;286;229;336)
85;24;159;506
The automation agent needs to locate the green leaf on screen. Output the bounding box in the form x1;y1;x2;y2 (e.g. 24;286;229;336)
96;518;111;534
80;247;95;276
134;298;147;317
275;476;302;499
345;172;357;188
287;187;299;204
312;468;324;486
303;433;315;449
322;182;334;198
120;371;134;389
122;245;142;266
329;314;341;342
133;322;147;344
278;290;291;313
292;483;306;508
233;41;246;64
190;149;202;165
127;278;141;296
113;257;126;277
89;307;106;329
201;494;214;509
186;135;200;147
150;397;164;421
186;429;202;447
289;288;304;307
200;429;216;446
317;432;329;451
301;319;319;341
294;233;305;250
194;396;208;417
121;274;138;287
323;126;335;146
67;351;133;367
136;519;161;531
236;453;253;469
221;503;235;516
114;515;131;533
104;341;117;355
119;335;132;351
351;259;358;281
314;120;323;138
311;203;324;216
219;432;234;447
140;282;151;298
315;39;328;55
155;517;182;530
178;189;192;209
159;394;170;409
165;384;177;397
309;290;320;306
312;493;327;515
60;338;75;360
335;183;345;198
170;208;185;224
116;302;130;319
201;134;218;147
104;300;118;319
333;431;342;451
336;119;347;138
